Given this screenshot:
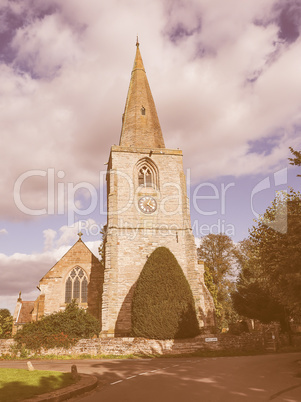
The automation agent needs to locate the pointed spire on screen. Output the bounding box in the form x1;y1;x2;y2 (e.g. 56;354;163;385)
119;41;165;149
132;40;145;73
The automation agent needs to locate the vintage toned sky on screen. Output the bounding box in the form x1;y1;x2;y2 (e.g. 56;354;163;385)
0;0;300;312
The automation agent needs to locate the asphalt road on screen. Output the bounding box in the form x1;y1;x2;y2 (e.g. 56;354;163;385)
1;353;301;401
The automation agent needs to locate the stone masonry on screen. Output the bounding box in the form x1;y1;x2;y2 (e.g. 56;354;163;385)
101;41;215;336
37;239;103;320
0;334;265;357
12;41;215;338
12;239;104;334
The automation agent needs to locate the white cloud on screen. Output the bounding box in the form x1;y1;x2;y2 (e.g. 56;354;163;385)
1;0;300;222
0;221;100;312
4;0;301;313
0;229;8;235
11;12;84;78
43;228;57;251
0;290;41;317
56;220;89;247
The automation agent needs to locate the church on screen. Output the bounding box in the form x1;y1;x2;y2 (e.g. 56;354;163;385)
13;40;215;336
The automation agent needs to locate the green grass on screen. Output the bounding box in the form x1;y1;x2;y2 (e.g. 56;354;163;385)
0;368;75;402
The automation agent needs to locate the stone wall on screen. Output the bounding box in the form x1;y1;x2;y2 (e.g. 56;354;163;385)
292;334;301;347
12;240;104;336
38;239;103;320
103;146;215;337
0;334;265;357
0;339;15;355
279;333;301;348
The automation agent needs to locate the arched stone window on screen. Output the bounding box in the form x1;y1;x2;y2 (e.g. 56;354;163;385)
65;267;88;304
138;166;152;187
136;158;159;189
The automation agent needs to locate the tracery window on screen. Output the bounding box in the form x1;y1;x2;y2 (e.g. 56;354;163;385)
65;267;88;304
136;158;159;189
138;166;153;187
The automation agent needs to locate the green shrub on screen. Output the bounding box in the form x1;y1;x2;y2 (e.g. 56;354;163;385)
131;247;200;339
14;301;100;351
0;309;13;339
228;321;249;335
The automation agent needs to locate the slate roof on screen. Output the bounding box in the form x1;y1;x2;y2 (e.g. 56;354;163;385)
16;301;34;324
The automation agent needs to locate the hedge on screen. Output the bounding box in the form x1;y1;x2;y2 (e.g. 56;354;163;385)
131;247;200;339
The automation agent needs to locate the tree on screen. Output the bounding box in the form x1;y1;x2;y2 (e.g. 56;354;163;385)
131;247;200;339
0;309;13;339
98;225;107;262
252;190;301;317
15;301;100;351
203;264;222;321
232;190;301;329
197;234;239;331
232;239;286;329
289;147;301;176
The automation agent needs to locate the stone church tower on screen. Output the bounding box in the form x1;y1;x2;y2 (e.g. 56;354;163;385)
102;40;215;336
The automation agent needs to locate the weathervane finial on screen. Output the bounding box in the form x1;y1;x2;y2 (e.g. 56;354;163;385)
136;35;139;47
78;232;83;240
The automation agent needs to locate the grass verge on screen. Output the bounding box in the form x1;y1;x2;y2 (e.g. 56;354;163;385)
0;368;75;402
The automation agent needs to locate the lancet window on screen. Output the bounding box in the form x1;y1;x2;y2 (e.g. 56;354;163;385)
65;267;88;304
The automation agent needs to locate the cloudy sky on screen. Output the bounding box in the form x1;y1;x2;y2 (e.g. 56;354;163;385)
0;0;300;313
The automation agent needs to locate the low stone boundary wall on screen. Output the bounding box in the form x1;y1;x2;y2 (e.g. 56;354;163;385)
0;333;265;357
0;339;15;355
292;334;301;347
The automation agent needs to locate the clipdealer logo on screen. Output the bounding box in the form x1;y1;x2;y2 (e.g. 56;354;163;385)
250;168;288;234
13;167;288;236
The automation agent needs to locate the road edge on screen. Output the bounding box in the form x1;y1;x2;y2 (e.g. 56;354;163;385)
23;373;98;402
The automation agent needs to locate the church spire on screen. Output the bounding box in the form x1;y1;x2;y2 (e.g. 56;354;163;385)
119;41;165;149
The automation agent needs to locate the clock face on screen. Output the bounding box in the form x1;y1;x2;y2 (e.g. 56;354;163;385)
138;196;157;214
